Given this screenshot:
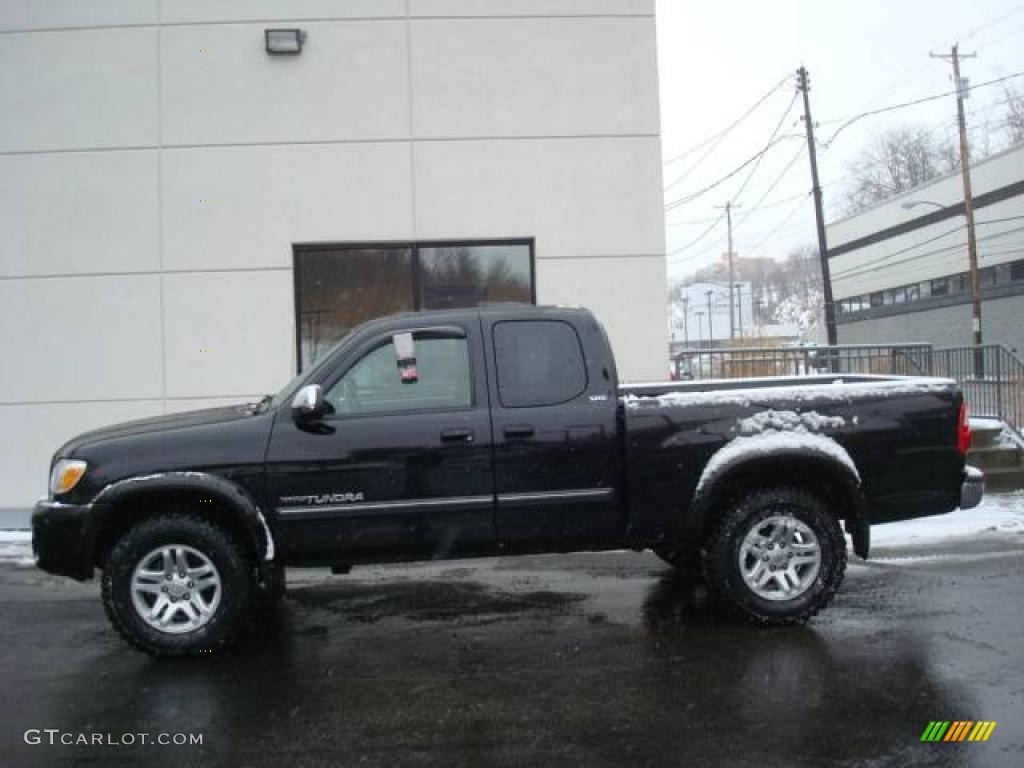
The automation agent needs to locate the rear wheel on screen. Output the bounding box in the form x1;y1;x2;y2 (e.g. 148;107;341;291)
703;487;846;625
102;516;255;656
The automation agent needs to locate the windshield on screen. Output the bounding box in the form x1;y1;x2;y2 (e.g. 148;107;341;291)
268;330;356;409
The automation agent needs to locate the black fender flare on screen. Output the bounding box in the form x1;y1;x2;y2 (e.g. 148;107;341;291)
86;471;276;573
687;435;868;557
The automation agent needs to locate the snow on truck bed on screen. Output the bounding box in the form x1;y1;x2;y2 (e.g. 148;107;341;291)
622;375;956;410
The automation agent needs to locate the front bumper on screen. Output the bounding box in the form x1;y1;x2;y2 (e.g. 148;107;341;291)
31;499;94;580
960;465;984;511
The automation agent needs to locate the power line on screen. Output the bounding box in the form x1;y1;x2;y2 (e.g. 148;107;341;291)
831;223;965;278
665;211;726;258
747;192;812;256
962;3;1024;44
729;91;801;204
821;70;1024;149
832;223;1024;281
665;133;802;211
734;145;806;234
662;73;791;169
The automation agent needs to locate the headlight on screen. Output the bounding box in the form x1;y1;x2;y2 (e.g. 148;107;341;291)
50;459;87;495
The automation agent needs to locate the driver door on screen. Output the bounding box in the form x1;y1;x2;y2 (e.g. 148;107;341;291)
265;323;495;564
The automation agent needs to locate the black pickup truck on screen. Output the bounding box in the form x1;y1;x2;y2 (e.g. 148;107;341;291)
33;306;983;655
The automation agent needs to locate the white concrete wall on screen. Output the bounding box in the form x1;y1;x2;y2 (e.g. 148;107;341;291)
0;0;665;516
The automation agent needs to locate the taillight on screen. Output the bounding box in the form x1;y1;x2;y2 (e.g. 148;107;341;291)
957;401;972;456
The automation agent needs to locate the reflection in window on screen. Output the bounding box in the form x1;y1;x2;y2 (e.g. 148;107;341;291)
295;241;533;371
296;248;413;371
419;245;532;310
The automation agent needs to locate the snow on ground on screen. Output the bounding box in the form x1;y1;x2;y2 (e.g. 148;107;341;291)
0;530;34;566
871;491;1024;549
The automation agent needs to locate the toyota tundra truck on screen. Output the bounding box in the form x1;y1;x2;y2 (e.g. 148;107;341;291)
32;306;983;656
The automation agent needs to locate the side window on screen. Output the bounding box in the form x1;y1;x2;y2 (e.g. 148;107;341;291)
493;320;587;408
325;336;471;416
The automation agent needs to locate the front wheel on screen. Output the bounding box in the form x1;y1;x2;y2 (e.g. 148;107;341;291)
703;488;846;626
102;516;255;656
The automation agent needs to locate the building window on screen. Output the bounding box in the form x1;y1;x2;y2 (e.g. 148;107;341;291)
870;292;883;307
294;240;534;371
931;277;949;296
1011;260;1024;282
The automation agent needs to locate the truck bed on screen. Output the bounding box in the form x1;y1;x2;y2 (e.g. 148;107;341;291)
618;374;965;548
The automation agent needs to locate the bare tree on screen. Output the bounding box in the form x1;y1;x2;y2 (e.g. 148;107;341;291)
843;126;956;213
1002;85;1024;146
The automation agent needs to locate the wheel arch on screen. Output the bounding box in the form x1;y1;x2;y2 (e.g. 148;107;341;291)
689;444;867;557
87;472;275;576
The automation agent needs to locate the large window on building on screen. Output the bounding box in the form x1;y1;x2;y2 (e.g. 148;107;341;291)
294;241;534;371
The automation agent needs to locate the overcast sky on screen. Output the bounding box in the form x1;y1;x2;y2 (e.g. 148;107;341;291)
656;0;1024;284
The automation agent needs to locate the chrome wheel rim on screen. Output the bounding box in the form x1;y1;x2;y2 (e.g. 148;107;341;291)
130;544;222;634
738;515;821;601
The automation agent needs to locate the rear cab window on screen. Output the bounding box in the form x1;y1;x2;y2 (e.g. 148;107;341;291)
493;320;588;407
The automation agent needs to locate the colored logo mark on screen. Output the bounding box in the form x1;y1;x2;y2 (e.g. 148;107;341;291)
921;721;997;742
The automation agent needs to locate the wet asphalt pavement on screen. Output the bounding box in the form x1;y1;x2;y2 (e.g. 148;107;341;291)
1;537;1022;768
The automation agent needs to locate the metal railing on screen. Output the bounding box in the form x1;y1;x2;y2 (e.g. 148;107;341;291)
671;343;934;381
930;345;1024;434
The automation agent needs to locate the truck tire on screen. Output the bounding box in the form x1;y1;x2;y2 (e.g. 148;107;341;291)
101;516;255;656
703;487;846;626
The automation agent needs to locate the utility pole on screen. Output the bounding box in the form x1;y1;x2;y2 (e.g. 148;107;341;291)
796;66;838;346
705;289;714;346
715;201;741;339
736;284;744;338
931;44;982;364
681;296;689;347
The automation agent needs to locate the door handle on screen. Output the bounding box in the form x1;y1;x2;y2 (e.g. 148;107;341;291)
504;424;535;438
440;428;475;443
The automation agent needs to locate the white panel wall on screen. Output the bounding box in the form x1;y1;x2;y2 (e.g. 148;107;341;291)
536;256;667;381
408;0;654;16
0;150;159;278
414;137;664;257
0;275;163;403
162;271;295;398
161;143;413;271
0;28;157;152
161;1;405;24
410;16;658;138
160;21;409;146
0;0;157;32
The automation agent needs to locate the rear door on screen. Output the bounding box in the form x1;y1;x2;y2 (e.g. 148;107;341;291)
484;314;622;549
266;321;495;563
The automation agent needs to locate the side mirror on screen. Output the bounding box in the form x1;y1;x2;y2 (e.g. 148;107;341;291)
291;384;325;420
